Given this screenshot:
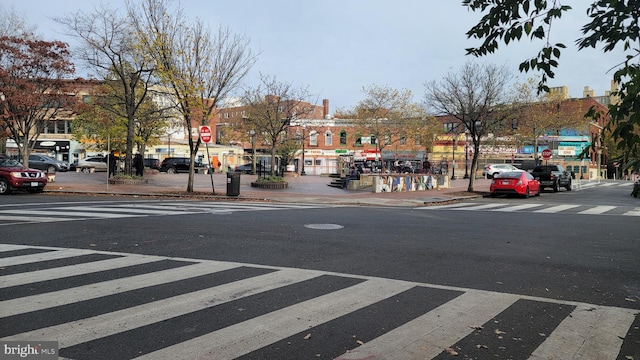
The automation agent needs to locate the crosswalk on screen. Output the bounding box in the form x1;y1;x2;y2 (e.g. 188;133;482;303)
0;244;637;359
418;202;640;216
0;201;325;226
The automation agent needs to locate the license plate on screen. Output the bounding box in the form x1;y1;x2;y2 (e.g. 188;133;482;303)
501;181;510;185
30;182;39;187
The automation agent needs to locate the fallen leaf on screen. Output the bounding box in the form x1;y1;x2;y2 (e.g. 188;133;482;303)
444;347;458;356
494;329;505;335
303;333;311;340
476;344;489;349
356;340;365;345
469;325;483;330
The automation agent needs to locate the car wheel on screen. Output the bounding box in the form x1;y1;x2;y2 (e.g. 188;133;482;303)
82;167;90;173
535;187;541;196
492;172;499;178
552;181;559;192
167;167;176;174
47;165;56;173
524;187;530;198
0;179;11;195
565;180;572;191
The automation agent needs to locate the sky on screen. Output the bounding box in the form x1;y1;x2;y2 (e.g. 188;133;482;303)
8;0;627;114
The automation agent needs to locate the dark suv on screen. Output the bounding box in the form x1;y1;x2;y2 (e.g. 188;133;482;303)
159;157;191;174
144;158;160;170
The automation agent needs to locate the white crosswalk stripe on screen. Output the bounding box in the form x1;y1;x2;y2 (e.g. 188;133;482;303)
418;202;640;216
0;201;324;225
0;246;636;359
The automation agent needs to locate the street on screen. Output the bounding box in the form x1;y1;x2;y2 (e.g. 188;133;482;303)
0;180;638;359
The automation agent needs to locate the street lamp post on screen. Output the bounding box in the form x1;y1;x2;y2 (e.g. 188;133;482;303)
451;135;457;180
250;129;256;175
301;125;306;176
463;140;469;179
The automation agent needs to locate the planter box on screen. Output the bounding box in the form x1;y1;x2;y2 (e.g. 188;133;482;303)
250;182;288;189
108;178;149;185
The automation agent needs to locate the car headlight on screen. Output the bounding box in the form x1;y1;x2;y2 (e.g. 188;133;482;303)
10;171;23;178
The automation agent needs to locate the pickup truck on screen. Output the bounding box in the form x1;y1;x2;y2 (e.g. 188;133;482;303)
530;164;572;192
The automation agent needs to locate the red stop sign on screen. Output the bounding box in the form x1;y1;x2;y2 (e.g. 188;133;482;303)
541;149;552;160
199;126;212;143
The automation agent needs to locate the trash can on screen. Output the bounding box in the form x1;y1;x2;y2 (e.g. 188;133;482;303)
226;172;240;196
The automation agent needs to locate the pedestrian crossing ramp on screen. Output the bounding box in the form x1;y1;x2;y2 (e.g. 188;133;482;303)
0;244;637;359
0;201;325;226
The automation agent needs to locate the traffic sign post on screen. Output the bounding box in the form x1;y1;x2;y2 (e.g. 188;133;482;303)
199;126;212;144
199;125;215;194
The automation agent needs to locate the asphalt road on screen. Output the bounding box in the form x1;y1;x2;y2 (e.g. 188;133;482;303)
0;181;638;359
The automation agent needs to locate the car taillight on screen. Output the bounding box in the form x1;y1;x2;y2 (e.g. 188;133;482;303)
516;180;523;185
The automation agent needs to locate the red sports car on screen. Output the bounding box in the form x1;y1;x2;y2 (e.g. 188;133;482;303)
490;170;540;198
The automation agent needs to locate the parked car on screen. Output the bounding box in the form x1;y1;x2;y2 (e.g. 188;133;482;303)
482;163;520;178
26;154;70;173
0;157;47;194
490;170;540;198
159;157;208;174
234;163;268;174
77;156;108;172
144;158;160;170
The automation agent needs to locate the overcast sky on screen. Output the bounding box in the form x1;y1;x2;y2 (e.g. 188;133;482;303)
9;0;625;114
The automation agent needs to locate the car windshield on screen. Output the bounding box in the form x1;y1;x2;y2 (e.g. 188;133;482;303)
0;158;25;168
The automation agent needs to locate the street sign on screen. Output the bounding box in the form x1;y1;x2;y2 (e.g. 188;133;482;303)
541;149;552;160
199;126;212;144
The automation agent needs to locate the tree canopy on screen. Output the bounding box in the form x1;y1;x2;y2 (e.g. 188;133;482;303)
463;0;640;170
0;36;75;166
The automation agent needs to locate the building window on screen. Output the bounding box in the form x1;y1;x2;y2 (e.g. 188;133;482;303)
309;131;318;146
445;122;458;132
56;120;67;134
340;130;347;145
325;131;332;146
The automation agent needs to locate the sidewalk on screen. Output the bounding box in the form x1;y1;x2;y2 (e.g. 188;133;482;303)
46;171;492;207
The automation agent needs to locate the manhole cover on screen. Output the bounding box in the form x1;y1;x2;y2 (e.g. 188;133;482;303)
304;223;344;230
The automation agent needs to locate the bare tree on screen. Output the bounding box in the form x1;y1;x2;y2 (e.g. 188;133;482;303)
241;74;315;177
424;62;513;191
56;4;155;175
131;0;256;192
513;78;586;162
352;85;424;163
0;4;37;38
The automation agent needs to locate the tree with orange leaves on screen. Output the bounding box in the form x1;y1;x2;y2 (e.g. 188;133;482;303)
0;36;75;167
